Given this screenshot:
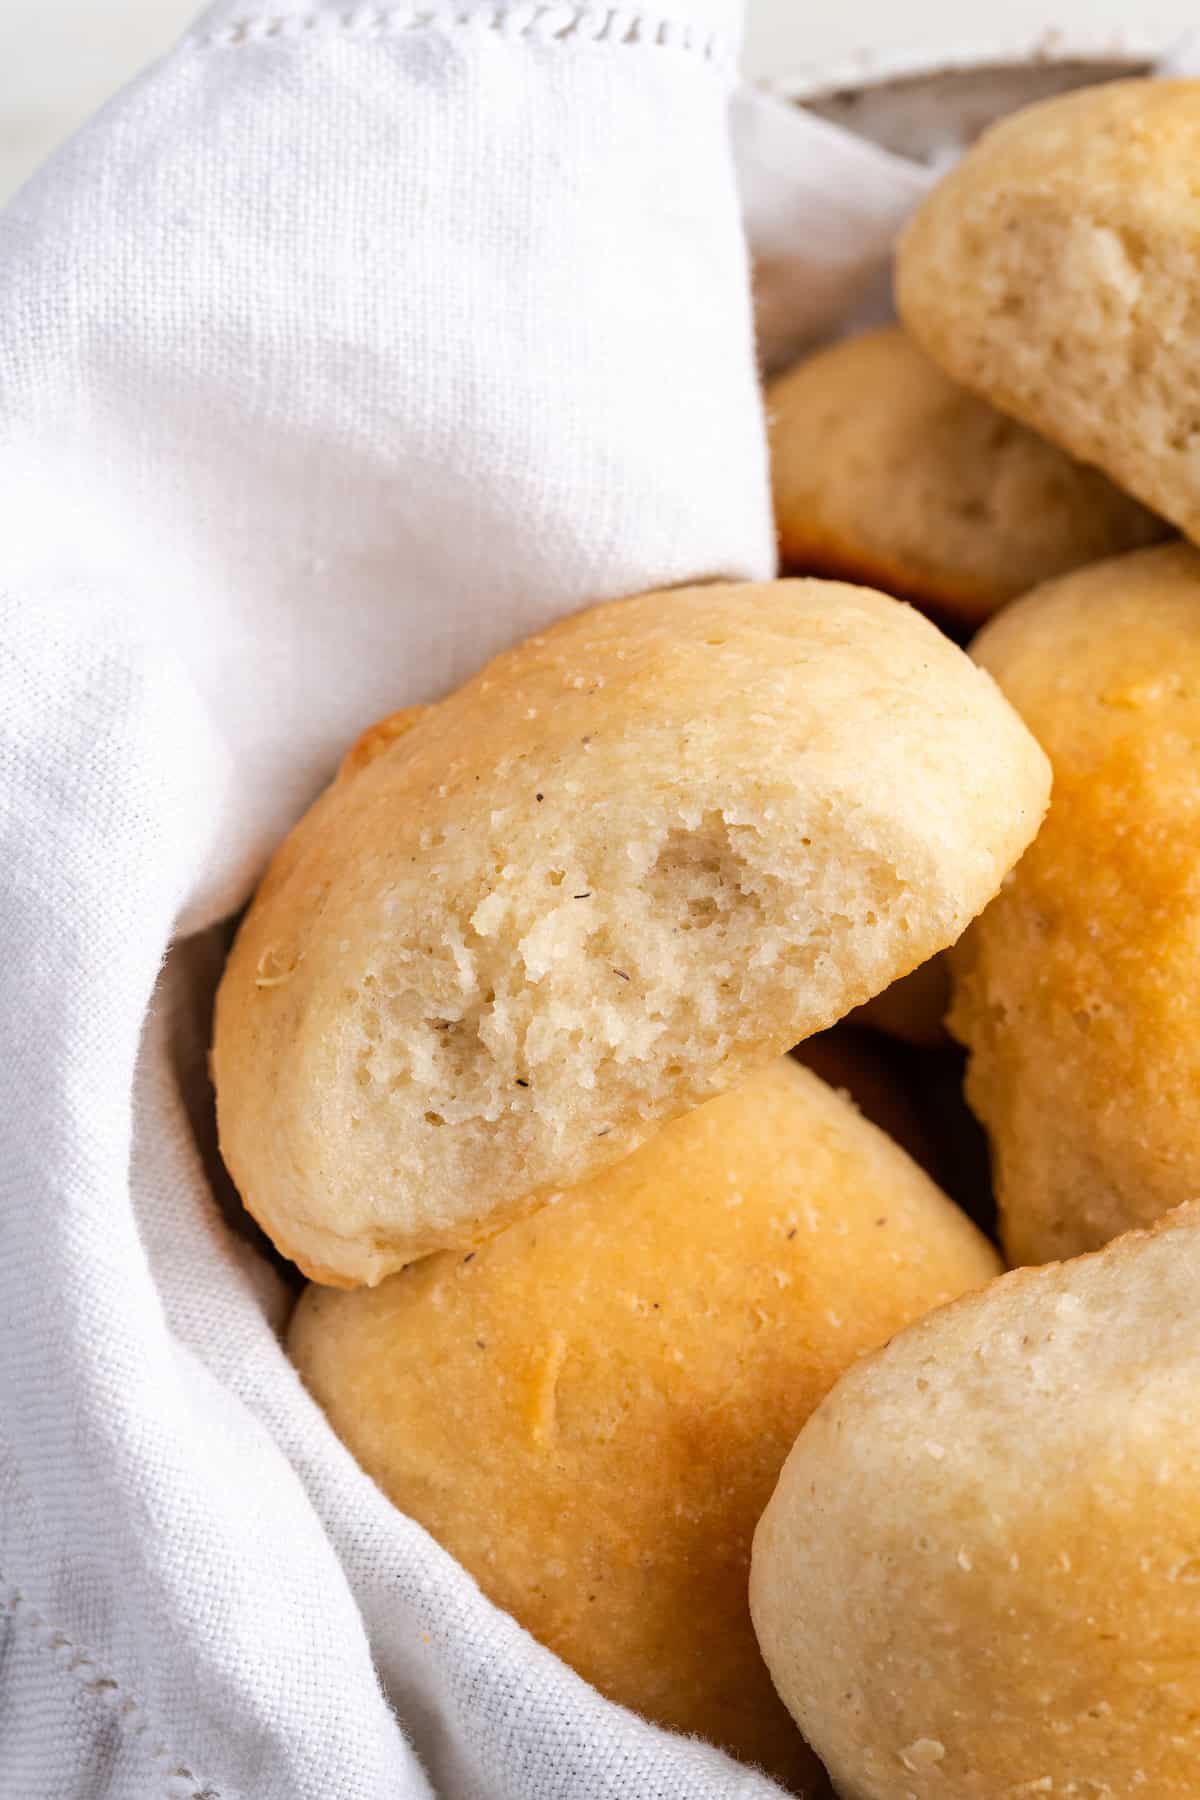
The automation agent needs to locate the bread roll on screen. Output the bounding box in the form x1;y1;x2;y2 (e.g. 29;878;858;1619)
289;1056;1000;1791
213;578;1048;1285
897;79;1200;541
769;328;1163;625
751;1202;1200;1800
949;541;1200;1265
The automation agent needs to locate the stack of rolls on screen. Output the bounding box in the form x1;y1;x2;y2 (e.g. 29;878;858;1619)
213;77;1200;1798
752;78;1200;1798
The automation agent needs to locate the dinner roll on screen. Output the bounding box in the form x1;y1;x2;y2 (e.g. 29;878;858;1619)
949;541;1200;1265
751;1202;1200;1800
289;1056;999;1791
769;328;1163;624
849;954;949;1048
213;579;1048;1286
897;79;1200;540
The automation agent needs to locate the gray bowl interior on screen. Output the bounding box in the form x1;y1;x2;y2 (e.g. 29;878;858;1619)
789;54;1152;164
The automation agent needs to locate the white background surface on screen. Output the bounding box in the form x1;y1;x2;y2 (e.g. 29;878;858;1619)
3;0;1196;205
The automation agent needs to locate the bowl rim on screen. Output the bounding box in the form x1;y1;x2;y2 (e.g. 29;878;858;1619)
766;31;1169;104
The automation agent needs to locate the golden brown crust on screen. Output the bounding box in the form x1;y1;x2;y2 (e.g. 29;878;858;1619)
213;578;1048;1286
948;541;1200;1265
289;1057;998;1791
336;705;428;782
769;328;1165;627
897;80;1200;542
751;1201;1200;1799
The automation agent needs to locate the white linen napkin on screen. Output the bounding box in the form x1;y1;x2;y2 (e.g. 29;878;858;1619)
0;7;935;1796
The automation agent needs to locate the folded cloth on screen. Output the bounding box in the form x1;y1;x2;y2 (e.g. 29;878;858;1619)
0;6;935;1796
731;86;933;373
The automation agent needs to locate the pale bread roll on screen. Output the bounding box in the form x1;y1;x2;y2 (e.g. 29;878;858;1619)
213;578;1048;1286
897;79;1200;541
949;541;1200;1265
356;727;955;1068
751;1202;1200;1800
289;1056;999;1792
769;328;1163;625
